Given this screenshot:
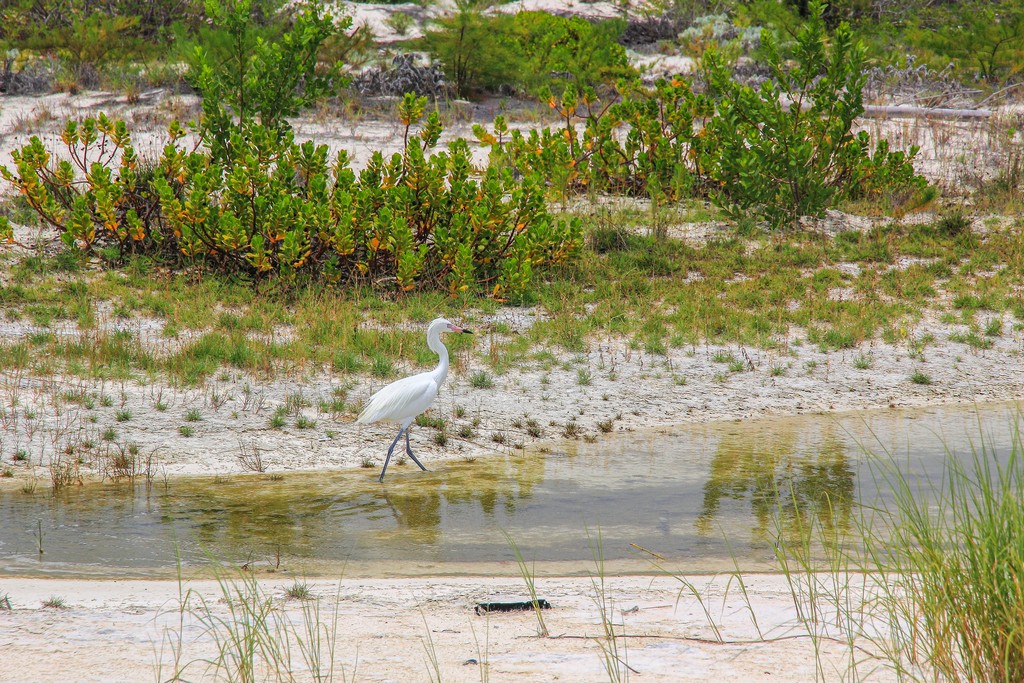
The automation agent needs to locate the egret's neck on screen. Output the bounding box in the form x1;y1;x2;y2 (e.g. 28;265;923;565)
428;330;450;386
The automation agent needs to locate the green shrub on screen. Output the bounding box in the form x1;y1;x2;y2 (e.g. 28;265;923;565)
416;3;514;98
909;1;1024;83
700;0;927;227
0;3;582;298
418;7;633;98
186;0;345;161
472;2;925;227
476;78;712;203
0;102;581;296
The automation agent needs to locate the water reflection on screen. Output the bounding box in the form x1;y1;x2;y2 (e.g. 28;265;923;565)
697;421;855;544
0;401;1020;577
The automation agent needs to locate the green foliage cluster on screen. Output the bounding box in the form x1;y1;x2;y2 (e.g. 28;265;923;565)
0;1;582;298
475;79;713;204
700;2;928;226
777;0;1024;84
417;7;633;98
907;0;1024;84
475;1;927;228
187;0;345;160
0;0;207;55
0;105;580;298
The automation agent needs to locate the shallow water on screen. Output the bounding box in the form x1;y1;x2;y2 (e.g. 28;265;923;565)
1;401;1020;578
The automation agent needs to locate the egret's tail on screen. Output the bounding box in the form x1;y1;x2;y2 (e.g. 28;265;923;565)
356;395;379;424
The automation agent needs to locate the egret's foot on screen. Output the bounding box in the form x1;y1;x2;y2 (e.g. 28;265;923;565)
406;449;428;472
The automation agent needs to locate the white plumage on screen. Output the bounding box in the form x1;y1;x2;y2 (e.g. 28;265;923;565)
357;317;472;482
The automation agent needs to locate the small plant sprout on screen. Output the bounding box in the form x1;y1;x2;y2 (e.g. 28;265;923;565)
185;408;203;422
42;596;67;609
237;441;266;472
285;581;313;600
501;530;549;637
179;425;195;437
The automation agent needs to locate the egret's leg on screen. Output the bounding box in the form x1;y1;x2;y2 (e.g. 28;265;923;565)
379;426;407;483
405;429;428;472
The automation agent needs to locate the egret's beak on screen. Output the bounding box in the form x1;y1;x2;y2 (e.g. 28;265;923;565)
449;324;473;334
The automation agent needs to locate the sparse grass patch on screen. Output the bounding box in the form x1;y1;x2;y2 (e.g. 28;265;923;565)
332;349;364;373
949;330;994;350
370;355;393;379
415;414;446;430
470;370;494;389
910;369;932;385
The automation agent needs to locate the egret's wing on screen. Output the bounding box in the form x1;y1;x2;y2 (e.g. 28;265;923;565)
357;373;439;424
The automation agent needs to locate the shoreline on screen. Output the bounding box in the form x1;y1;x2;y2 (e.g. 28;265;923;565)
1;313;1021;488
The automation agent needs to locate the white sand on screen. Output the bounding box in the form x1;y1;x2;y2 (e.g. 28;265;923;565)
0;573;896;682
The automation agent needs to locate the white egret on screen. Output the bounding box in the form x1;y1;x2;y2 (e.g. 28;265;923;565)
357;317;472;482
